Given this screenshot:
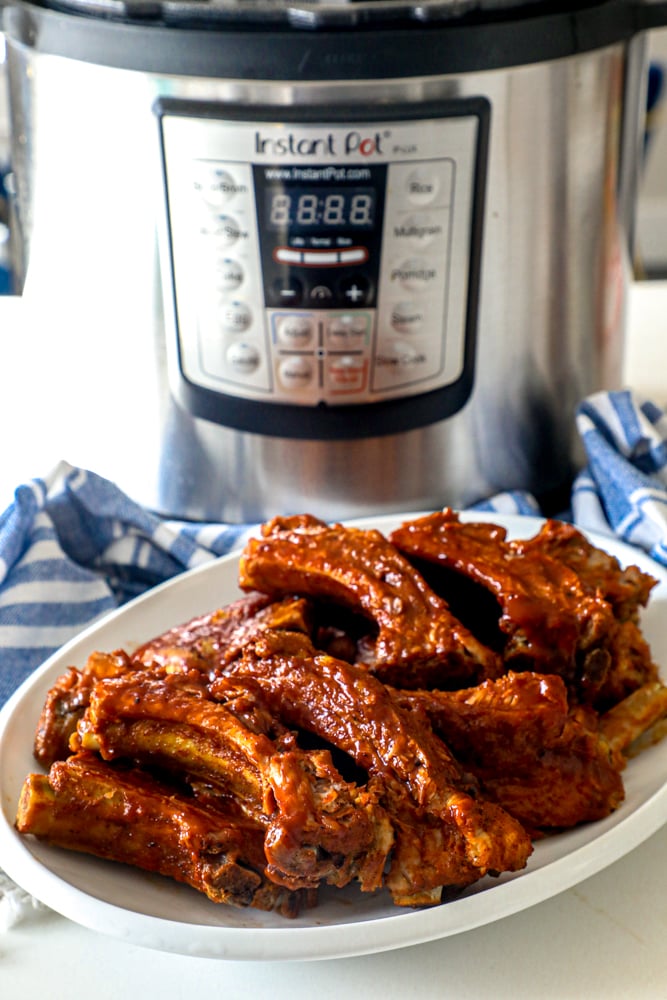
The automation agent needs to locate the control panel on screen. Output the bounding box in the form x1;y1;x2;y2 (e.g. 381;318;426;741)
156;100;488;437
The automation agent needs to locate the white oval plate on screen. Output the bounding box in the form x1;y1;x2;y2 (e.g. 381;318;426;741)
2;512;667;961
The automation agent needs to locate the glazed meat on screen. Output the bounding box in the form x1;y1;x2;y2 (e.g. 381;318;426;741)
33;650;132;767
514;519;656;623
221;629;532;905
16;751;312;917
239;514;502;689
392;672;626;830
511;519;660;707
390;509;657;704
74;667;392;893
17;508;667;920
132;592;314;674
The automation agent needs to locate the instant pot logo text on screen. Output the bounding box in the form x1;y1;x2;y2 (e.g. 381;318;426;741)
255;129;388;158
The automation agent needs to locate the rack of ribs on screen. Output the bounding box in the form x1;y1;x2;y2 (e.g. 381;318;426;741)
389;509;659;705
16;750;313;917
221;629;533;906
238;513;502;690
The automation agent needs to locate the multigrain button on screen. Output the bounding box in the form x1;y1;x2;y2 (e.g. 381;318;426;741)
394;213;444;249
278;355;314;391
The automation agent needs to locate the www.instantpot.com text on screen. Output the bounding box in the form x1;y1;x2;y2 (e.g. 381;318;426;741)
262;165;373;182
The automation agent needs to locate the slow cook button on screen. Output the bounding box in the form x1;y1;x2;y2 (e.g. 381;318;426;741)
278;355;315;391
226;341;261;376
374;340;428;376
220;301;252;333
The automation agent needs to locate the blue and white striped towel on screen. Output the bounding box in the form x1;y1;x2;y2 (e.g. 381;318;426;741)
0;461;256;709
1;388;665;926
573;390;667;563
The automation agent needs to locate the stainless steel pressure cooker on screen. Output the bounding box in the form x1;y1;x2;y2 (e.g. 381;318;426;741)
3;0;667;521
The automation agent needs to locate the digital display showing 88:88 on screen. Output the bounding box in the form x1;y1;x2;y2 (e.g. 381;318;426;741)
266;187;376;229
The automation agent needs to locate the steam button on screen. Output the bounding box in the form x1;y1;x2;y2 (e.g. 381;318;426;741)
391;301;425;334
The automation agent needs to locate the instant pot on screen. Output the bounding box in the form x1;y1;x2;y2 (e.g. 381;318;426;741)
3;0;667;521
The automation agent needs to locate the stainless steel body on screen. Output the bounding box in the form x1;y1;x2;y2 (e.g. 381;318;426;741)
2;9;652;520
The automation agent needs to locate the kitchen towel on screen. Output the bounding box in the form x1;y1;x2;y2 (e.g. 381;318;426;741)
1;387;665;928
572;390;667;561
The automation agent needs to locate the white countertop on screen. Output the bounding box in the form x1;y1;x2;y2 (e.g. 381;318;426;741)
2;283;667;998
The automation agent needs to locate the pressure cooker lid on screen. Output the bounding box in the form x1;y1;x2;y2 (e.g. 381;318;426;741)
7;0;660;30
31;0;566;28
5;0;667;78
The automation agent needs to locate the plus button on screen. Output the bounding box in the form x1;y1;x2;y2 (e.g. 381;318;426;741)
339;273;371;306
